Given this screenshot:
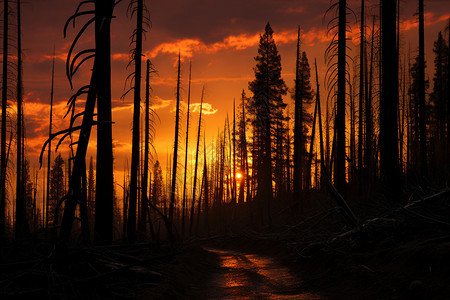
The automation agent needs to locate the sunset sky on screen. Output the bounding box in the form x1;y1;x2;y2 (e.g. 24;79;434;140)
13;0;450;207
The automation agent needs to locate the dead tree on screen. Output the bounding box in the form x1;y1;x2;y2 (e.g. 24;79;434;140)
45;50;55;232
0;0;9;238
126;0;149;243
40;0;117;247
181;61;192;235
168;53;182;240
293;27;303;200
189;87;204;235
418;0;428;177
380;0;402;199
141;59;155;240
15;0;29;238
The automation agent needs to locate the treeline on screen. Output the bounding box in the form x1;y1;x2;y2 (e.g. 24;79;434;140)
0;0;449;249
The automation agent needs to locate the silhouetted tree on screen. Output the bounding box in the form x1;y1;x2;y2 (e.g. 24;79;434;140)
169;53;181;240
293;27;303;199
0;0;9;238
88;156;95;223
358;0;365;190
429;31;449;173
15;0;29;238
127;0;149;243
94;0;115;243
182;61;192;235
418;0;428;177
141;59;155;239
190;87;204;234
380;0;402;199
248;23;287;223
336;0;347;195
296;52;314;190
50;154;65;225
45;51;55;232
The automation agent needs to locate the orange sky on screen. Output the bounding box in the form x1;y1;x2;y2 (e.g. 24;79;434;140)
7;0;450;214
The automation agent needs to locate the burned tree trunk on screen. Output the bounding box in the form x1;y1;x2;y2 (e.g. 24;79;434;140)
380;0;401;199
127;0;144;243
182;61;192;235
189;87;204;235
94;0;115;243
168;53;182;239
335;0;347;196
141;59;155;240
0;0;8;238
418;0;428;177
15;0;29;238
293;27;303;200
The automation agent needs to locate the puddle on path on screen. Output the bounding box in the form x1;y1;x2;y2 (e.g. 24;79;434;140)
204;248;324;299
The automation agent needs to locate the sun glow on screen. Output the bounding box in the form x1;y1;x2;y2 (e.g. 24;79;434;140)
236;173;242;179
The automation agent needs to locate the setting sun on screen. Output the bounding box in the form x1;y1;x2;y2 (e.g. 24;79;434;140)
236;173;242;179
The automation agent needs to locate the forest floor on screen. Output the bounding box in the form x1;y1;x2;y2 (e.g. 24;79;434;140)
2;190;450;299
153;189;450;299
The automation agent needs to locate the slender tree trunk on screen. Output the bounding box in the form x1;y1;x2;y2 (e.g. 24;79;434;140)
358;0;365;196
94;0;115;243
168;53;181;241
350;82;356;182
182;61;192;235
202;135;209;233
233;99;237;204
314;59;325;187
447;19;450;166
380;0;401;199
189;87;204;234
286;114;291;194
142;59;155;240
306;91;318;189
0;0;9;238
45;50;55;233
418;0;428;177
80;158;90;243
127;0;143;243
335;0;347;195
293;27;303;201
365;16;375;185
15;0;29;238
61;63;98;245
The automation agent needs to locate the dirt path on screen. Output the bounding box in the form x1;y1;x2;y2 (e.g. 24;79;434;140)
203;248;323;299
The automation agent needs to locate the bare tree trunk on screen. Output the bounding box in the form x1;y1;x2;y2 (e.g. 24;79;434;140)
127;0;143;243
80;158;90;243
202;135;209;233
306;90;318;189
189;87;204;234
168;53;181;241
233;99;237;204
366;16;375;185
94;0;115;244
358;0;365;197
0;0;8;238
380;0;401;199
314;59;325;187
181;61;192;235
293;27;303;201
418;0;428;177
15;0;29;238
60;64;97;246
142;59;155;240
335;0;347;196
447;19;450;168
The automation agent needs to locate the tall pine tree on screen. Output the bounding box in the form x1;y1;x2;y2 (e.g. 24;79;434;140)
248;23;287;222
